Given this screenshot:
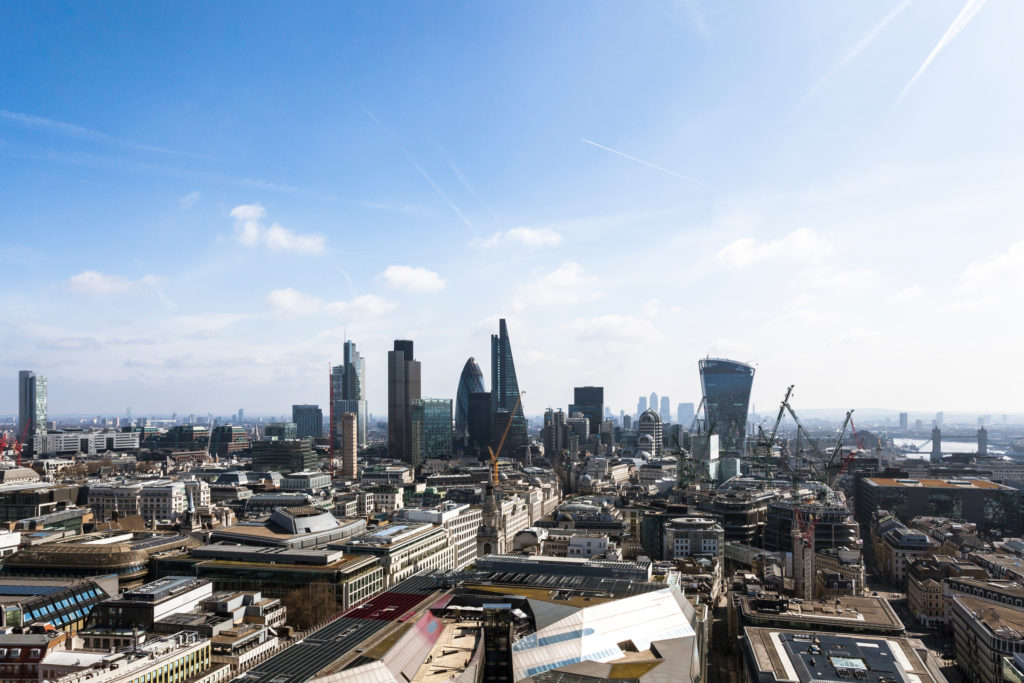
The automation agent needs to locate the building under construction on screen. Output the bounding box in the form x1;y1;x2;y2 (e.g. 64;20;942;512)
763;499;860;553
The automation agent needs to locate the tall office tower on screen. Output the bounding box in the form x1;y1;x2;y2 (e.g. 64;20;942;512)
978;426;988;456
934;411;944;427
490;319;526;457
542;408;566;459
899;412;908;431
467;391;492;454
637;409;663;457
341;412;357;479
660;396;670;422
388;340;421;465
677;402;695;427
699;358;755;455
569;386;603;435
931;426;942;462
332;340;368;447
456;358;486;441
637;396;647;417
238;409;244;423
649;393;658;418
291;404;323;439
18;371;47;453
623;415;632;430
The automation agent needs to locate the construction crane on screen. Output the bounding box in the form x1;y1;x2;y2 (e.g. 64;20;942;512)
763;385;794;452
487;391;524;487
794;506;818;549
822;411;853;487
688;396;706;434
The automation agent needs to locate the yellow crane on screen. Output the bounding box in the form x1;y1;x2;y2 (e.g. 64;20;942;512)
487;391;524;487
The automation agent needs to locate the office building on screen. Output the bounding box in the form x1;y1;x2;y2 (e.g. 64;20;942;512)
649;392;658;418
663;517;724;561
341;523;453;588
210;425;248;458
951;594;1024;683
387;340;421;465
677;402;695;427
455;357;485;441
931;425;942;462
467;391;492;454
637;408;663;457
18;371;47;453
637;395;647;417
290;404;322;439
490;318;526;456
900;411;909;431
332;340;368;447
741;628;942;683
856;477;1020;535
410;398;452;465
699;358;755;454
263;422;296;440
341;412;357;479
979;426;988;455
660;395;670;422
542;408;566;460
250;438;317;474
569;386;603;435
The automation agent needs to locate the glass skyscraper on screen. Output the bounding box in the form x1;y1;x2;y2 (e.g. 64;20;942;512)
332;340;368;448
455;357;486;441
490;319;526;456
411;398;453;465
569;386;603;435
18;370;47;453
699;358;755;455
388;339;421;465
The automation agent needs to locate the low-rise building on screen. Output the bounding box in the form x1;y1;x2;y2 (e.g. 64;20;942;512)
394;502;482;570
663;516;724;561
340;523;452;588
951;594;1024;683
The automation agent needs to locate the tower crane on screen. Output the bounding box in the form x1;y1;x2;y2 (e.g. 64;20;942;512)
488;391;524;487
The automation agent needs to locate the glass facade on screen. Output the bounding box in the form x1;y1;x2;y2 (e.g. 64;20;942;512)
490;319;527;456
570;386;603;435
18;371;47;452
455;358;486;440
411;398;453;465
699;358;755;454
291;405;323;439
333;340;368;447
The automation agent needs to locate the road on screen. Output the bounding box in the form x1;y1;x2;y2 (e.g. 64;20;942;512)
237;574;440;683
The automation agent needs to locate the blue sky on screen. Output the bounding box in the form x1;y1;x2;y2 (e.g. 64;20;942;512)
3;1;1023;418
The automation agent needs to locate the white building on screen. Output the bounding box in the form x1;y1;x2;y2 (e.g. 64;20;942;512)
34;430;140;456
396;502;483;570
88;480;188;523
341;523;453;588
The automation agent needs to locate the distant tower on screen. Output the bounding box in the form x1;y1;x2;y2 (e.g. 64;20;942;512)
637;396;647;418
659;396;670;422
677;402;695;427
931;426;942;462
456;358;486;441
18;370;47;455
490;319;526;456
978;426;988;456
341;412;358;479
649;393;658;418
899;412;908;432
699;358;755;455
388;340;421;465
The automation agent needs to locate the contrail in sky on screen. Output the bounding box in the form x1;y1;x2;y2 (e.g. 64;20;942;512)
792;0;913;113
899;0;990;102
580;138;718;192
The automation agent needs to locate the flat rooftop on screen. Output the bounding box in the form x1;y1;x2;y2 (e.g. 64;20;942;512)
739;595;904;633
743;627;940;682
954;595;1024;640
865;477;1013;490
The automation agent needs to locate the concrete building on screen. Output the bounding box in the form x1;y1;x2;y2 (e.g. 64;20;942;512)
637;409;663;457
290;404;322;439
33;430;140;456
663;517;724;561
340;411;357;479
87;480;188;523
340;523;453;588
857;477;1019;535
952;594;1024;683
18;371;47;450
395;502;482;570
249;438;318;474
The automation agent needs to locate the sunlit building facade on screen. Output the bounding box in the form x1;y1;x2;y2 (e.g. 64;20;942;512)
699;358;755;454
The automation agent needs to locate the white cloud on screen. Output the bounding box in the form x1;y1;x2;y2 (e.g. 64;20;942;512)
379;265;446;292
67;271;159;295
267;289;395;317
714;228;834;269
957;241;1024;294
565;314;664;344
481;227;564;249
642;299;661;318
887;285;927;304
513;262;602;311
179;191;201;209
230;204;325;254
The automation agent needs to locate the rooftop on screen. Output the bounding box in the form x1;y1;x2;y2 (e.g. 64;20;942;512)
743;627;941;683
865;477;1013;491
954;595;1024;641
738;595;904;632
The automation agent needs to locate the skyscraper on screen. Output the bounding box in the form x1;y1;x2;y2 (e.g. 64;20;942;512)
677;402;695;427
291;404;323;439
490;319;526;457
411;398;453;465
699;358;754;455
455;358;486;441
637;409;663;457
18;370;47;453
332;340;368;447
899;412;909;431
637;396;647;418
341;412;357;479
649;393;658;418
388;340;421;465
659;396;670;422
569;386;603;435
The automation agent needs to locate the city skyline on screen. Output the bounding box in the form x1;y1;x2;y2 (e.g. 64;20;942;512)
4;2;1024;415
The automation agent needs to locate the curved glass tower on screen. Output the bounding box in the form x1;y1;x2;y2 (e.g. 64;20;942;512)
455;357;486;440
699;358;755;455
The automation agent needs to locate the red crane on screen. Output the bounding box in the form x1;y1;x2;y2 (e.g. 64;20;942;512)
794;506;818;549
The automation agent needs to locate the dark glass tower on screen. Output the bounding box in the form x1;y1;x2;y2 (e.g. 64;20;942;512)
699;358;755;454
388;340;421;465
569;386;603;435
490;319;526;456
455;357;486;440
